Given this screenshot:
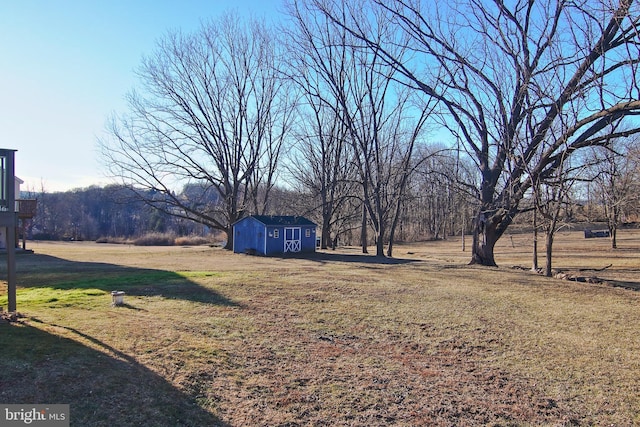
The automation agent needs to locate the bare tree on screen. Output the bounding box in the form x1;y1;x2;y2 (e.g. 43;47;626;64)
349;60;432;257
589;135;640;248
408;145;477;243
315;0;640;265
286;109;358;248
532;155;582;277
100;12;294;249
283;1;360;249
286;0;433;257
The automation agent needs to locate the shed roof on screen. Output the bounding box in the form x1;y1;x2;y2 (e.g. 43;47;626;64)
243;215;316;227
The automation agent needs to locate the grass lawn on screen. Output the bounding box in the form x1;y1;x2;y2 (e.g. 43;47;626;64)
1;231;640;426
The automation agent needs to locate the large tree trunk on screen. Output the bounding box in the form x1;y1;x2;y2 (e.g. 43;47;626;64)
470;228;499;266
321;215;332;250
224;227;233;251
470;208;507;266
224;208;243;251
375;226;385;257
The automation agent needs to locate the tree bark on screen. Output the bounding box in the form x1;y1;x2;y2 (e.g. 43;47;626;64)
376;223;385;257
361;203;368;254
321;214;332;250
545;230;554;277
470;228;498;266
223;226;233;251
387;199;403;257
610;205;619;249
469;209;505;266
532;210;539;271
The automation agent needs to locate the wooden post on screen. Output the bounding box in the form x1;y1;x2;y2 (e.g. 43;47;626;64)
7;225;16;312
0;149;17;312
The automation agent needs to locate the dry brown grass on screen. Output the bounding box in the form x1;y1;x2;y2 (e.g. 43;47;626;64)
1;231;640;425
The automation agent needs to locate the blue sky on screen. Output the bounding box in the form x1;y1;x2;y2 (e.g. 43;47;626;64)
1;1;283;192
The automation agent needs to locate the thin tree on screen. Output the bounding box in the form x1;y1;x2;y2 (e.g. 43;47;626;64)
283;1;359;249
286;0;433;257
532;154;581;277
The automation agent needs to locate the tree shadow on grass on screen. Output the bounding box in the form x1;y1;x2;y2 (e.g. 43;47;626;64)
0;320;228;427
3;253;237;306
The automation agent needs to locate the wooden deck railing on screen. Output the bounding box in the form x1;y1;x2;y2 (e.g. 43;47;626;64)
17;199;37;218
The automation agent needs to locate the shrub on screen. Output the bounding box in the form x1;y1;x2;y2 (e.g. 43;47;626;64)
174;235;214;246
133;232;176;246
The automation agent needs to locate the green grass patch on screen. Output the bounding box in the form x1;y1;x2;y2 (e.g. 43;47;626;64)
1;269;235;311
8;287;107;307
177;271;223;279
0;271;187;308
48;270;180;290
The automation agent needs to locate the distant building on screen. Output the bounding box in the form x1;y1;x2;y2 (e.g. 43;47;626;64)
232;215;317;256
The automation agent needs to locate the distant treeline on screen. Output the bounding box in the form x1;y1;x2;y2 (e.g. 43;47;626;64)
20;185;213;242
19;177;477;245
21;178;634;248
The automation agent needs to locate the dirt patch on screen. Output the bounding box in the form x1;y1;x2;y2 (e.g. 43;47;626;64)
171;293;576;426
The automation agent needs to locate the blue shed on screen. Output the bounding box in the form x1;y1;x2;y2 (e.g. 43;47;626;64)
232;215;317;256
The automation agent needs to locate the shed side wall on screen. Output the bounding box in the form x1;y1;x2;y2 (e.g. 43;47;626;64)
300;226;317;252
233;217;265;254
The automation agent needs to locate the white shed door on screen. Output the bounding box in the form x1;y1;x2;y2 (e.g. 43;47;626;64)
284;227;301;252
